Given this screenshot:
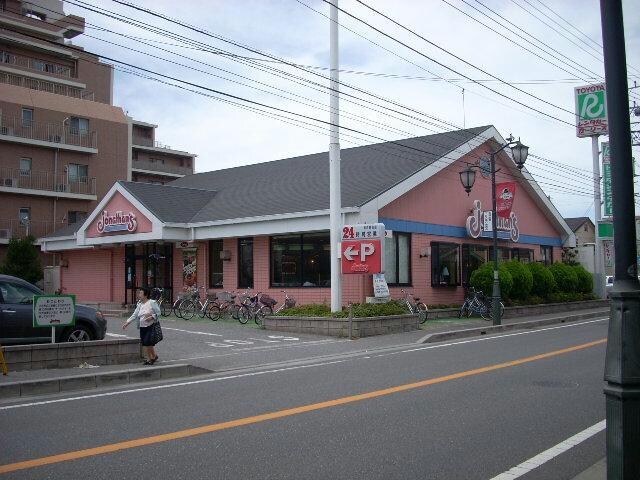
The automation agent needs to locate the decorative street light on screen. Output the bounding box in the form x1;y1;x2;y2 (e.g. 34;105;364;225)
459;136;529;325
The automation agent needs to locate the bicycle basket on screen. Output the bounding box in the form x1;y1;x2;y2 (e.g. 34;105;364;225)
260;295;277;307
216;291;236;302
284;298;297;309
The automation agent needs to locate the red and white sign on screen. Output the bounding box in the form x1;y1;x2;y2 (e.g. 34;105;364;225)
341;239;383;274
342;223;385;240
86;192;153;238
496;182;516;219
96;210;137;234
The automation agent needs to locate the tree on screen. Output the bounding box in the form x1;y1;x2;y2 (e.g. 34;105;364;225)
0;236;43;284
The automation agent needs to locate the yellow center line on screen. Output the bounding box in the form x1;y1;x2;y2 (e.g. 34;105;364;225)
0;338;607;475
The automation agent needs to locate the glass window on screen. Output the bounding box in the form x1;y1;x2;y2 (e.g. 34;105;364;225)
238;238;253;289
271;233;330;287
209;240;224;288
0;281;37;304
18;208;30;225
431;242;460;287
384;232;411;285
489;247;511;263
21;108;33;127
69;117;89;134
540;246;553;266
19;158;31;175
67;211;86;225
512;248;533;263
462;244;487;285
68;164;88;182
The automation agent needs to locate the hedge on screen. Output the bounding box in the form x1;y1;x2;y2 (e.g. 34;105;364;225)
526;262;557;298
503;260;533;300
548;262;579;293
572;264;594;294
469;262;513;299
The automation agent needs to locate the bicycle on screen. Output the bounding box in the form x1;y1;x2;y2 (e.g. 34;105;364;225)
459;287;504;320
236;291;263;325
151;287;171;317
400;289;428;324
254;293;277;327
206;291;241;321
178;286;215;320
273;290;297;314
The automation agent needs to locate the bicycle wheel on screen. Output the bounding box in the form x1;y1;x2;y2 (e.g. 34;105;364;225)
458;304;467;319
255;305;272;326
206;303;221;321
173;301;183;319
238;305;251;324
480;301;492;321
229;304;241;320
416;302;428;324
160;301;169;317
179;300;197;320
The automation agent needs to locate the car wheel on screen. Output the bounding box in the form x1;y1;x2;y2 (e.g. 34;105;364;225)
63;325;93;342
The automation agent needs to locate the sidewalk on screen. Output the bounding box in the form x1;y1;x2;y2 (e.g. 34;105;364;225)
571;458;606;480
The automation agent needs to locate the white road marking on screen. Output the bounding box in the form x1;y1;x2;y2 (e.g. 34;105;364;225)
0;318;606;411
489;420;606;479
268;335;300;341
375;318;608;358
0;359;351;411
161;327;222;337
105;333;131;338
170;339;342;360
247;337;281;343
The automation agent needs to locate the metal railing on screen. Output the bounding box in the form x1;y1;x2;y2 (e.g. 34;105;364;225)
132;159;193;176
0;218;55;240
0;71;94;101
1;50;74;78
0;167;97;196
132;136;174;150
0;114;98;149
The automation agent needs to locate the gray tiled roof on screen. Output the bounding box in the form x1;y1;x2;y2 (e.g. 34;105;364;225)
166;126;490;223
44;222;83;238
563;217;591;232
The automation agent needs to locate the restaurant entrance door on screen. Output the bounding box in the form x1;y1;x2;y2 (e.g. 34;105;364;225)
125;243;173;305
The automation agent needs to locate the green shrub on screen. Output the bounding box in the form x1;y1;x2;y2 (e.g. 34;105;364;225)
470;262;513;299
526;262;557;298
547;292;587;303
548;262;579;293
276;304;333;317
503;260;533;300
276;300;408;318
0;236;43;284
572;264;594;294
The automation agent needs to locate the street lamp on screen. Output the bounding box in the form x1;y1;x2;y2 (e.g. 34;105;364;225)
459;136;529;325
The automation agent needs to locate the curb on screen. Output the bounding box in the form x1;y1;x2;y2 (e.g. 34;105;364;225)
417;310;609;344
0;364;210;400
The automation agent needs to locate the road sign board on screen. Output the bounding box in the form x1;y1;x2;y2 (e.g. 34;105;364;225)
598;222;614;239
33;295;76;328
341;239;383;274
575;84;608;137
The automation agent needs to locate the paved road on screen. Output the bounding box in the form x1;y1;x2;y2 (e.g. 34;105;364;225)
0;318;607;479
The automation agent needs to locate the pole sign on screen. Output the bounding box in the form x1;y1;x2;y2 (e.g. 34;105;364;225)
33;295;76;327
341;223;385;274
602;142;612;217
575;84;608;138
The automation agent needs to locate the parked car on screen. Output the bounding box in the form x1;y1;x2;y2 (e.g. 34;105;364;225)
0;274;106;345
605;275;614;299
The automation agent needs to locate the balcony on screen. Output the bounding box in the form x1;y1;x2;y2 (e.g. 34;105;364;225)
0;71;94;101
0;114;98;153
1;50;74;78
0;167;97;200
132;159;193;178
0;218;55;243
132;136;195;157
0;6;84;39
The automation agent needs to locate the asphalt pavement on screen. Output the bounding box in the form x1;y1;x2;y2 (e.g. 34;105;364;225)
0;317;608;479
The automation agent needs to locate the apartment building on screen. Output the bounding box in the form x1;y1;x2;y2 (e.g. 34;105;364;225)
0;0;196;262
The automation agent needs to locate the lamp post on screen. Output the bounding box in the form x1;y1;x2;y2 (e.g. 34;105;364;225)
459;136;529;325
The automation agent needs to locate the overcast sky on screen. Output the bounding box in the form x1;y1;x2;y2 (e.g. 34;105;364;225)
64;0;640;219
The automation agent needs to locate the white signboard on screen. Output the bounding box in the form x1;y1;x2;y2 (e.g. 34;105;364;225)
373;273;390;298
33;295;76;327
575;84;608;138
603;240;615;268
341;223;385;240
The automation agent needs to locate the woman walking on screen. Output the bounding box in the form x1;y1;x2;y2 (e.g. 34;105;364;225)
122;287;162;365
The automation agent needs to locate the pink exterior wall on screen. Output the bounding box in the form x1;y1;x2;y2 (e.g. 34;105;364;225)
85;192;153;238
59;247;124;303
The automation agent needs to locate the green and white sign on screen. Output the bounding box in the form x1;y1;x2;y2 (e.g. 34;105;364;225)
575;84;608;137
33;295;76;328
602;142;612;217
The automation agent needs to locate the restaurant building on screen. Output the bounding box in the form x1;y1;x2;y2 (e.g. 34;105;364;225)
41;126;575;307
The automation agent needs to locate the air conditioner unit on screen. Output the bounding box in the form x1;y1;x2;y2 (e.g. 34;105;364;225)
3;178;15;187
56;183;68;192
0;126;14;136
0;229;10;239
49;134;62;143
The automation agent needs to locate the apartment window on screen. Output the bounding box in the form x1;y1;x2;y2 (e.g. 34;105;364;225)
67;211;87;225
19;158;32;176
540;246;553;266
69;117;89;134
132;150;138;160
271;233;331;287
431;242;460;287
512;248;533;263
462;244;487;285
384;232;411;285
68;164;88;182
18;208;30;226
21;108;33;127
209;240;224;288
238;238;254;289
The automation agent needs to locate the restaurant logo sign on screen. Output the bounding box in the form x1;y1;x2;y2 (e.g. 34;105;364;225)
466;200;520;242
96;210;138;234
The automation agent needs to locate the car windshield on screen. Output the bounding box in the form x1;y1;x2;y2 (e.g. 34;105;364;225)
0;282;38;304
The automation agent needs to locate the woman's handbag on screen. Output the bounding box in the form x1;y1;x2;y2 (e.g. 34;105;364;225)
151;320;163;344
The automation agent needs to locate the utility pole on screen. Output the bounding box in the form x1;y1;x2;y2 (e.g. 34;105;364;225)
600;1;640;478
329;0;342;312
